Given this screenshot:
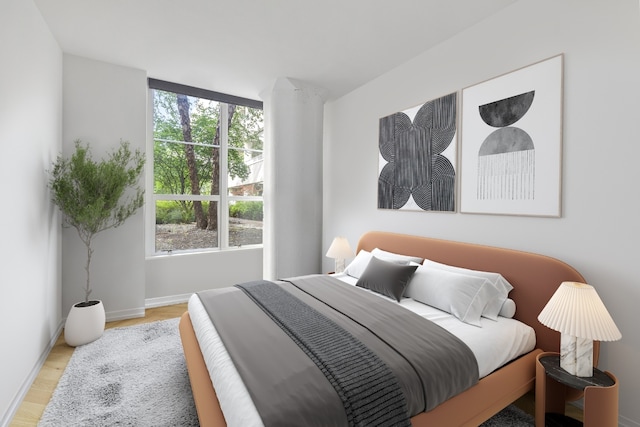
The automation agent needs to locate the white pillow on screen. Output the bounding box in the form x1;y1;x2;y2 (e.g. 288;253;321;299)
499;298;516;318
421;259;513;320
371;248;424;265
405;266;502;327
343;250;373;278
344;250;411;279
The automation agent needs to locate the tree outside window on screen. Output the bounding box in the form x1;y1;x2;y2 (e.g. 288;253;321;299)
151;84;263;254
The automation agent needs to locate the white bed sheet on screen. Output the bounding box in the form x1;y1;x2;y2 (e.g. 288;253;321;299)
188;274;536;427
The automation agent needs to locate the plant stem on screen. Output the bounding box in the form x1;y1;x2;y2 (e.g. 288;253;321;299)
85;238;93;302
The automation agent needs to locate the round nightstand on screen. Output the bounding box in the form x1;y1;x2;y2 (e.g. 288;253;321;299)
535;352;618;427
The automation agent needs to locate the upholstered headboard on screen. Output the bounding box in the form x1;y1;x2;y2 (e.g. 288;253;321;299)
357;231;598;361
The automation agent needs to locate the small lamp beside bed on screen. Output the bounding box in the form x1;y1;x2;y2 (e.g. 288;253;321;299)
538;281;621;377
325;236;355;273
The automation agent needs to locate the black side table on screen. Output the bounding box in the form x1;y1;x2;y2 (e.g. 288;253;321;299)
535;352;618;427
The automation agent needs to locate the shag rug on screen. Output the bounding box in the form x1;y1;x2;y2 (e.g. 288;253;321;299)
39;317;534;426
38;318;198;426
481;404;535;426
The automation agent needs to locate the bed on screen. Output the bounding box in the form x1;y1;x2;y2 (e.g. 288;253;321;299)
179;230;596;426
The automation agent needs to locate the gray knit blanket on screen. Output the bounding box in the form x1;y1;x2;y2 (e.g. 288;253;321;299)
236;280;411;427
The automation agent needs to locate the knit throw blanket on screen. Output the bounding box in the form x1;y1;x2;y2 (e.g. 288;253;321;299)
236;280;410;427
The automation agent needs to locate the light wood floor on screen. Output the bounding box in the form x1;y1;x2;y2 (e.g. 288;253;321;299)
10;302;583;426
9;303;187;427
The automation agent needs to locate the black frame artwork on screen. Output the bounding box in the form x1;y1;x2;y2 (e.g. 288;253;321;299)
460;54;563;217
378;92;457;212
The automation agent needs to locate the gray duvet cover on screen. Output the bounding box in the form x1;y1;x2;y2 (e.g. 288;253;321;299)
197;274;478;427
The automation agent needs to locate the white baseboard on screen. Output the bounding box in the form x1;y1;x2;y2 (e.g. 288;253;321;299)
105;306;145;322
104;293;192;320
80;295;191;323
0;319;65;427
145;293;192;308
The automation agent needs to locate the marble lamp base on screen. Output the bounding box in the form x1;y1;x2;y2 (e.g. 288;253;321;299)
560;333;593;377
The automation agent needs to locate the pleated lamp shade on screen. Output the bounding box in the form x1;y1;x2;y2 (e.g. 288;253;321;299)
326;237;355;273
538;281;621;341
325;237;355;260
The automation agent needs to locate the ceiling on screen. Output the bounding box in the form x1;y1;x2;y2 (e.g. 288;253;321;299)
34;0;516;101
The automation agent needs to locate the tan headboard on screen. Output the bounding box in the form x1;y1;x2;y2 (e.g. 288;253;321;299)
357;231;598;360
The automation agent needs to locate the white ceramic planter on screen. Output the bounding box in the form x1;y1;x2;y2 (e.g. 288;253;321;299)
64;300;106;347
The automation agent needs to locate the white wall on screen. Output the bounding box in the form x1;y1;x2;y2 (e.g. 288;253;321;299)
62;55;147;320
0;0;62;424
61;56;266;309
262;78;326;280
323;1;640;425
145;248;263;302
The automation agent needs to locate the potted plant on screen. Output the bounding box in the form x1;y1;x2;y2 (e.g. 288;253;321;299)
49;140;145;346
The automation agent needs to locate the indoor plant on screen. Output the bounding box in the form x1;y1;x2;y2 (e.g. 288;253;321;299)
49;140;145;346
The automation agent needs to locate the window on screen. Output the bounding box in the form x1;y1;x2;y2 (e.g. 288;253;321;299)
149;79;264;254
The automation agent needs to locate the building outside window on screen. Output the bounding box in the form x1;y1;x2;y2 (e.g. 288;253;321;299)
149;79;264;255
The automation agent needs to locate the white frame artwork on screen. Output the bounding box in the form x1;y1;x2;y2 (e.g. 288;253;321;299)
459;54;563;217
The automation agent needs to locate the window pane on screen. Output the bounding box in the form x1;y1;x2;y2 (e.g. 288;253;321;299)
229;201;263;246
228;105;263;196
154;140;218;196
153;90;220;197
155;200;219;252
228;151;263;196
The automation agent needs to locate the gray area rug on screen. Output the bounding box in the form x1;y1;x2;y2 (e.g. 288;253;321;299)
39;318;198;426
39;316;534;426
481;404;535;426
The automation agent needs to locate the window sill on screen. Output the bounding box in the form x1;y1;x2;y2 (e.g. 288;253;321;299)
147;244;263;259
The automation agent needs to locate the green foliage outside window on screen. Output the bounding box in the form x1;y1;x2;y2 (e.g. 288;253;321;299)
229;201;264;221
153;90;263;196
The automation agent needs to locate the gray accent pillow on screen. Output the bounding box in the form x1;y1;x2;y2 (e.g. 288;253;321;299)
344;250;409;279
355;256;418;302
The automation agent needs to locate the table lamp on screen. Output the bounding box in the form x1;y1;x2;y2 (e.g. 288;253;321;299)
325;236;354;274
537;281;621;377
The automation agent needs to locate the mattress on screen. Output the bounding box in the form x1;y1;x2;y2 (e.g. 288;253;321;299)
187;274;536;427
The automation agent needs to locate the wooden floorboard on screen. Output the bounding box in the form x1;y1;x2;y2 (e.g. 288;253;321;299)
10;302;583;425
9;303;187;426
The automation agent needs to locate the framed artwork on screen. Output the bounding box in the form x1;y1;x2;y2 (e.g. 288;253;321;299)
460;54;563;217
378;92;457;212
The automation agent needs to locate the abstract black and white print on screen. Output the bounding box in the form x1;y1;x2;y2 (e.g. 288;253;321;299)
378;92;457;212
477;90;535;200
460;54;563;217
